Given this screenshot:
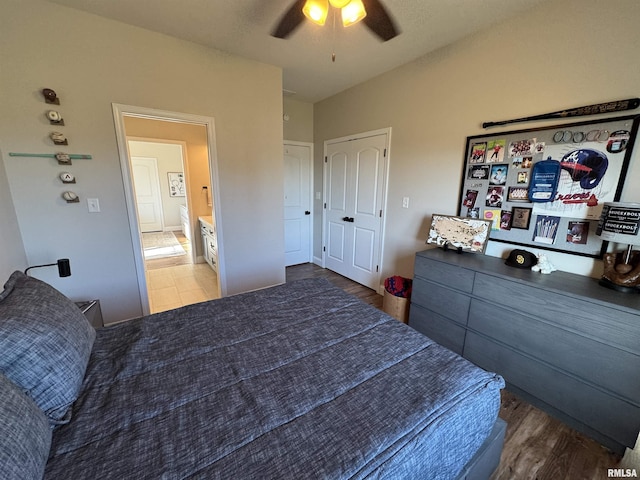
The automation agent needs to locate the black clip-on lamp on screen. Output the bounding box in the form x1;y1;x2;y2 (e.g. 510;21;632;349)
24;258;71;277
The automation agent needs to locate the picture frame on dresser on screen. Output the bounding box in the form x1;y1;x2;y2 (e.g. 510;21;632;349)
426;214;492;254
458;114;640;258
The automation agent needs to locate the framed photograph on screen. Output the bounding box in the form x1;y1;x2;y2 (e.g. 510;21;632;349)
507;186;530;202
500;210;512;230
462;189;479;208
468;142;487;164
458;114;640;257
516;171;529;184
485;186;504;208
468;164;489;180
486;139;506;163
167;172;185;197
489;164;508;185
426;214;491;254
532;215;561;244
566;221;589;245
511;207;532;229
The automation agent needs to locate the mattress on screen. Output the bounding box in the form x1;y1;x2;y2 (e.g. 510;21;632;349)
45;278;504;479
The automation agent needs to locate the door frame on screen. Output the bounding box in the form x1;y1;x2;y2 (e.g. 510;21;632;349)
112;104;226;314
284;140;314;266
322;127;391;293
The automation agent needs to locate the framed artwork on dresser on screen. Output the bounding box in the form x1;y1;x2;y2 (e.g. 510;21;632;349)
426;214;491;254
458;114;640;258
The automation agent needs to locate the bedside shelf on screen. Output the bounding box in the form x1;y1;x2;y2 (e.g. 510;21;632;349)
75;300;103;329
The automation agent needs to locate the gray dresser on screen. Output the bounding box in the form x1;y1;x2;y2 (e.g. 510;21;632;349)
409;247;640;454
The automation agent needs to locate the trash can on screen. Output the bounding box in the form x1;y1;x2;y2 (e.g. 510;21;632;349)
382;276;412;323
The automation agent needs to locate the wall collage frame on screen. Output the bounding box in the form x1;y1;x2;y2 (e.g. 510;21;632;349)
457;115;640;258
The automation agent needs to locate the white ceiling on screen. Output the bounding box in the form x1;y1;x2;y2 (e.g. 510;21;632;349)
46;0;550;103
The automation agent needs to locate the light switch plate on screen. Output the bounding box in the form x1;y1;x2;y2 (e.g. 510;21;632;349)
87;198;100;212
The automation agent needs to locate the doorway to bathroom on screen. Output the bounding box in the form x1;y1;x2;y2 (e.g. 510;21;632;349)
112;104;225;315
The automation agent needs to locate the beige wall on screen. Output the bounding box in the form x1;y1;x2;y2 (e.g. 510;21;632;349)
283;97;314;143
314;0;640;282
0;158;27;279
1;0;284;322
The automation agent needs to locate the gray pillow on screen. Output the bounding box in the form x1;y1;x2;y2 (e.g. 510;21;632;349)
0;271;96;426
0;372;52;479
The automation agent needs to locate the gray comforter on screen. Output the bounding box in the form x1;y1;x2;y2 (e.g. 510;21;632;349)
46;278;504;479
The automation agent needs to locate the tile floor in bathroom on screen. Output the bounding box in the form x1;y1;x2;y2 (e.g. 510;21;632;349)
144;232;219;313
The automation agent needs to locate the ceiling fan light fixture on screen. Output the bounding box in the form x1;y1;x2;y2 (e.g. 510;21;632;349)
328;0;351;8
302;0;329;26
341;0;367;27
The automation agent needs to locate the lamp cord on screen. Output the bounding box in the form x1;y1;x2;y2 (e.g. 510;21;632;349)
24;263;56;275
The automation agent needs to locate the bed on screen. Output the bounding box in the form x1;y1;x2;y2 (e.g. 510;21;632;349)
0;271;505;479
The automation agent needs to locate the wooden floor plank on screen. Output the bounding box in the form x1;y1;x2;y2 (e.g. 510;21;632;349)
286;262;383;309
286;263;622;480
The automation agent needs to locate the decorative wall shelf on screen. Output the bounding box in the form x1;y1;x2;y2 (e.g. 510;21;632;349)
9;152;92;159
9;152;92;165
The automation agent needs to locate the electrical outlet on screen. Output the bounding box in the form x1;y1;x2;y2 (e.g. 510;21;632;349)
87;198;100;213
402;197;410;209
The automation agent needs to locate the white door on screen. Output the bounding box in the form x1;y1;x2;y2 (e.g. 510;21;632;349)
324;132;388;290
131;156;163;232
284;143;312;266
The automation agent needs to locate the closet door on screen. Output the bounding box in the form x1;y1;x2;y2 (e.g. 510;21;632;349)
324;132;388;290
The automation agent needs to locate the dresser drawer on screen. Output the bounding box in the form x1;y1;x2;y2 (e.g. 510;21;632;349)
412;277;470;326
412;248;640;453
464;332;640;448
414;255;474;293
473;273;640;353
409;304;465;355
468;299;640;402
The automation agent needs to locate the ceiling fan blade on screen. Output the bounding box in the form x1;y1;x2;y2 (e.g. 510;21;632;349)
271;0;307;39
362;0;399;41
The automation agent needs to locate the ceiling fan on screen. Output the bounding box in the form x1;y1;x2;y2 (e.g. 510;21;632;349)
272;0;399;42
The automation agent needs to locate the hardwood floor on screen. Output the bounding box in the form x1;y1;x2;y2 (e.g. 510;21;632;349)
286;262;383;309
494;391;620;480
286;263;623;480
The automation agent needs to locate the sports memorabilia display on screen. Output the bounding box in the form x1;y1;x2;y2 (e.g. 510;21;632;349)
458;115;640;257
